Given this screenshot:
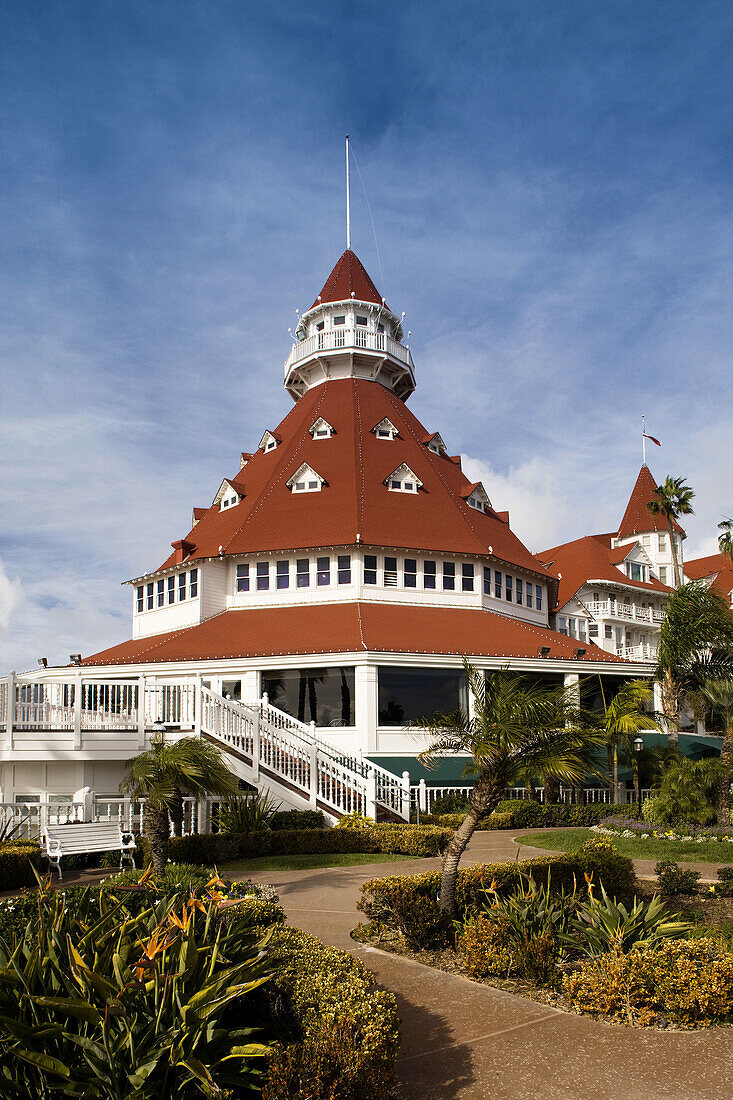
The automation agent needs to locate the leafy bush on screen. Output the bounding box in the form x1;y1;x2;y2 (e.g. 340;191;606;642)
217;790;279;833
137;831;241;867
0;881;273;1096
655;860;701;897
334;812;375;829
270;809;325;831
482;812;514;830
427;791;471;815
494;801;616;828
239;825;450;859
457;914;515;978
359;842;636;944
263;927;400;1100
417;812;467;828
646;758;720;826
716;867;733;897
642;795;667;825
218;895;286;930
564;938;733;1026
564;884;689;957
0;841;43;890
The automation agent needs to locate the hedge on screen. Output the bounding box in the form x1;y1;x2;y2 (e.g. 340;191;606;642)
494;801;619;828
419;811;514;830
264;927;400;1100
270;809;325;831
358;842;637;938
0;842;43;891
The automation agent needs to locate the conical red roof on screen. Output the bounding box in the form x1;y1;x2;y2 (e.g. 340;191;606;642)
155;377;550;577
617;465;685;538
310;250;386;310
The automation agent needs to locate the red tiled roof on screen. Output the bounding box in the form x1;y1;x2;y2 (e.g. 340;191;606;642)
617;465;685;538
537;534;671;610
82;602;625;667
685;553;733;598
151;378;550;579
310;250;386;310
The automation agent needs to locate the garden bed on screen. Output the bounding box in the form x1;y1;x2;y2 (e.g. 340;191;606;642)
517;828;733;865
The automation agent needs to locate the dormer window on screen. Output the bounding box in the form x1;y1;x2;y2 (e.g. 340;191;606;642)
259;430;280;453
424;432;446;455
372;418;399;440
386;464;422;494
287;463;325;494
462;482;491;513
356;315;368;326
213;479;243;512
309;418;334;439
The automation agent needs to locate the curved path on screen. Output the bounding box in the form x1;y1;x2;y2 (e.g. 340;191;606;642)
248;831;733;1100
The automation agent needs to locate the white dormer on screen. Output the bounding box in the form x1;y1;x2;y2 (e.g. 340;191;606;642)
424;431;446;455
212;479;243;512
309;418;335;439
259;430;280;453
372;418;399;440
386;463;422;493
463;482;491;513
287;463;326;494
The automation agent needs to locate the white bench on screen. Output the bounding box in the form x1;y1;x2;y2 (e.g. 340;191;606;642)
42;822;136;880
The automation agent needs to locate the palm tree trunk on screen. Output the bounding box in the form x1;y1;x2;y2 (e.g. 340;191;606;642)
668;517;682;588
439;781;501;918
714;722;733;826
543;774;560;805
169;787;184;837
662;670;680;752
144;803;170;875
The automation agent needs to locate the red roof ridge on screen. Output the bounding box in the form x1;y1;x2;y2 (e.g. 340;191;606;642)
617;465;685;539
310;250;386;311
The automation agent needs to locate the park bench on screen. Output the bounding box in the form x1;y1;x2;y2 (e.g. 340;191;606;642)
42;822;136;880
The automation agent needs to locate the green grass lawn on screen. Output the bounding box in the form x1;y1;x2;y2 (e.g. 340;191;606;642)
221;851;412;875
516;828;733;864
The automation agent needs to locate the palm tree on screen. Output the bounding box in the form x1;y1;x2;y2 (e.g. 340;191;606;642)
646;476;695;588
718;518;733;564
655;582;733;751
418;664;602;918
121;735;238;874
700;678;733;824
589;679;661;803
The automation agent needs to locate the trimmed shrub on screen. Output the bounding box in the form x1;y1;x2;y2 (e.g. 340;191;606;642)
482;812;514;830
716;866;733;897
264;927;400;1100
334;812;375;829
494;801;618;828
0;842;43;890
564;939;733;1026
655;860;701;897
359;842;636;942
240;825;450;860
218;896;286;930
270;809;325;831
427;791;471;815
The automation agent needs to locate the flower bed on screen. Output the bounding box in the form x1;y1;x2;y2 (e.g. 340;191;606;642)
593;817;733;844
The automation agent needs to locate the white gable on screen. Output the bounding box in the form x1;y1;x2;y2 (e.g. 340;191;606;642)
286;463;325;493
259;430;280;452
309;418;335;438
212;479;242;511
372;418;399;439
466;482;491;512
425;432;446;454
385;463;422;493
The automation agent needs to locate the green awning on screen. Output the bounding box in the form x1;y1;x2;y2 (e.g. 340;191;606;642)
365;754;474;785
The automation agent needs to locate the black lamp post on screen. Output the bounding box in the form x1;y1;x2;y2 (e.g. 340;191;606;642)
634;736;644;818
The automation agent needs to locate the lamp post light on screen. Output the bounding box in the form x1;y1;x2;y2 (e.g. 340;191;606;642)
634;736;644;818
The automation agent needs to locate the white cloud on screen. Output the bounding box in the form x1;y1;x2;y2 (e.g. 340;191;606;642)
0;561;22;639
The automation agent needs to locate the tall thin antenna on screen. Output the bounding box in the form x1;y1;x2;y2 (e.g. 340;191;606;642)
345;134;351;251
642;413;646;466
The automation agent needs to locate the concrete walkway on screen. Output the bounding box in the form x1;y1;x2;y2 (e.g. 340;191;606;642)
247;831;733;1100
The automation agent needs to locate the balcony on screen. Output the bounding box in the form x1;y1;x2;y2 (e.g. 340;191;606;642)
588;601;664;625
284;328;415;378
616;643;657;662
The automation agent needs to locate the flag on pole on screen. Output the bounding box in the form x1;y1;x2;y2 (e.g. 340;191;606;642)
642;433;661;447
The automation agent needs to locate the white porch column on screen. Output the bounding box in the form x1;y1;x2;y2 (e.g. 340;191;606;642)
194;673;203;736
252;705;260;781
73;672;82;750
5;671;15;750
137;675;146;748
309;743;318;808
418;777;428;813
366;768;377;819
401;771;411;821
355;664;378;754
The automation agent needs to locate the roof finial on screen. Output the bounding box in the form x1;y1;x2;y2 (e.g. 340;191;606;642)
345;134;351;252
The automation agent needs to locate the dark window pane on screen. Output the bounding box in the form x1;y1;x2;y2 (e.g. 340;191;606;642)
189;568;198;598
337;554;351;583
364;554;377;584
296;559;310;587
257;562;269;591
443;562;455;591
516;578;523;604
276;560;289;589
157;579;165;607
505;575;513;601
405;558;417;588
168;576;175;604
424;560;436;589
462;563;474;592
317;556;330;585
236;564;250;593
378;667;466;726
261;667;355;726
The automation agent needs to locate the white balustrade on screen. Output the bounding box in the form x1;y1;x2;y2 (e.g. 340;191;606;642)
284;328;414;376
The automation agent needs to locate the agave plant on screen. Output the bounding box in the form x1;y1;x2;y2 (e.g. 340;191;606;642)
475;871;580;945
216;790;280;834
0;870;273;1097
564;882;690;957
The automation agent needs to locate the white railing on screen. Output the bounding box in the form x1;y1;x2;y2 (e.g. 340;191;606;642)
284;328;414;375
635;607;651;622
201;689;408;820
652;610;664;623
501;787;612;805
144;682;196;729
411;783;473;814
616;644;657;662
0;800;86;840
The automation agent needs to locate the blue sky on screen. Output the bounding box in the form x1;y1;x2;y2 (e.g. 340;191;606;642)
2;1;733;669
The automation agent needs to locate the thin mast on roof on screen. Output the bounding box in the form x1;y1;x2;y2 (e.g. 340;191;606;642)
642;413;646;467
345;134;351;251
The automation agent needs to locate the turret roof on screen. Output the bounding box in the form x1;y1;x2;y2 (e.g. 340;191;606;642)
147;377;551;578
309;250;386;311
617;465;685;538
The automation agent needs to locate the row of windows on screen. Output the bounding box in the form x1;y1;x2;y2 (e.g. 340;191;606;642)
137;570;198;612
236;556;352;592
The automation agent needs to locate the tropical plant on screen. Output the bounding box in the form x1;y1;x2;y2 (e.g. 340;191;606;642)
475;871;579;949
647;756;722;825
718;517;733;563
417;662;603;917
0;873;273;1097
655;581;733;749
121;735;238;874
564;882;690;957
334;811;375;829
587;679;661;802
217;790;280;834
646;475;695;587
701;678;733;824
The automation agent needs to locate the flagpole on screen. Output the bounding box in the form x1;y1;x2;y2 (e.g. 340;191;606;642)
642;413;646;466
345;134;351;251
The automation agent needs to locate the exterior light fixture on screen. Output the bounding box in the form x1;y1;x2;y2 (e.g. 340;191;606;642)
539;646;551;657
634;736;644;817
